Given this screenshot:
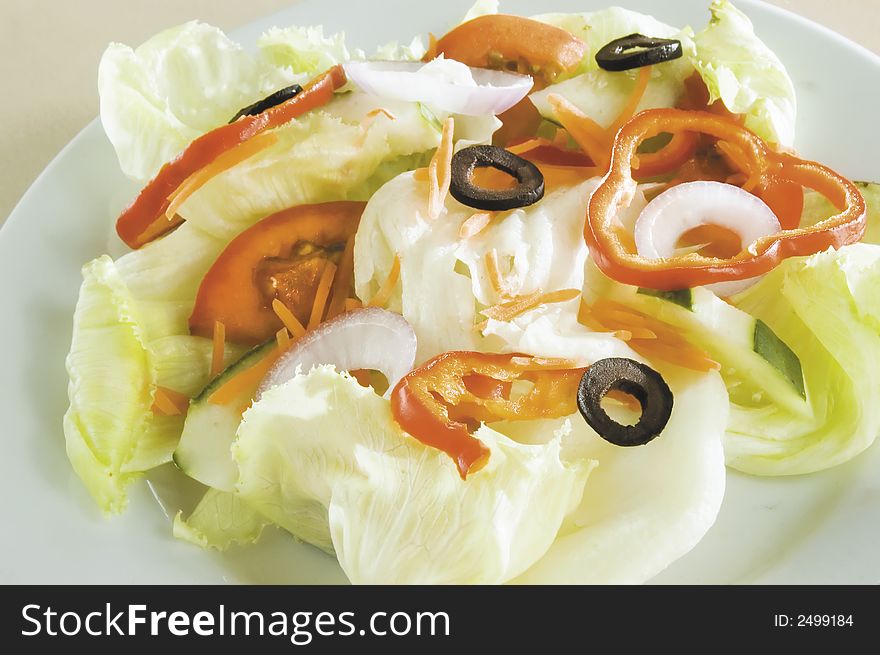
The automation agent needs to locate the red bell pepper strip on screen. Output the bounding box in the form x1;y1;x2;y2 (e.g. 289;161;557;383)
391;351;586;479
586;108;866;290
115;65;347;249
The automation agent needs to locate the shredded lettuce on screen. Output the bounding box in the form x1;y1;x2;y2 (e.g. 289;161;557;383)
173;489;268;550
234;366;593;584
693;0;796;145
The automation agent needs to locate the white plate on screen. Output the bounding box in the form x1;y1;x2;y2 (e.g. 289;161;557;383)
2;0;879;584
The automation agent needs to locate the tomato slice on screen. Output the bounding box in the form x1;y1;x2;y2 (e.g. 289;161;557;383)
431;15;587;87
116;66;346;249
391;351;586;478
189;201;364;345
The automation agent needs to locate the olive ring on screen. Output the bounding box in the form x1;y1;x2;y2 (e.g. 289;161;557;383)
229;84;304;123
450;145;545;211
595;33;683;72
576;357;674;447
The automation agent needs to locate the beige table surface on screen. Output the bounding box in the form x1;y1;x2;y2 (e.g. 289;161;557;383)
1;0;878;224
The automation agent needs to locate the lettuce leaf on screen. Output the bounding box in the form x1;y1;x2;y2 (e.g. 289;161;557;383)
257;25;349;74
724;244;880;474
693;0;796;146
173;489;268;550
234;366;593;584
63;256;178;513
99;21;296;182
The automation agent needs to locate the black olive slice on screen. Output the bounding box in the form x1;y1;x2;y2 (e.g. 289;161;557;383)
576;357;673;447
449;145;545;211
595;33;683;72
228;84;304;123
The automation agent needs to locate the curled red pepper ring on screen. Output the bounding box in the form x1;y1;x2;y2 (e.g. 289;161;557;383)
586;108;867;290
391;352;586;479
116;65;347;249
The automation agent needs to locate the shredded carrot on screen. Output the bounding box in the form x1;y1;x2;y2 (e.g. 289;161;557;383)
485;249;512;298
427;117;455;219
368;255;401;308
413;167;429;183
151;386;190;416
480;288;581;323
344;298;364;311
359;108;398;142
326;234;356;319
459;211;494;239
208;349;281;407
210;321;226;377
540;164;601;189
308;260;338;329
364;107;397;123
509;355;582;371
275;326;291;351
506;138;554;156
577;298;632;340
548;66;653;173
578;298;720;372
547;94;610;169
609;66;651;134
165;131;278;220
271;298;306;338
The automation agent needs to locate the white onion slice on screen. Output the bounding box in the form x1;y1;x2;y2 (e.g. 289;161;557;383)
633;181;782;297
343;60;533;116
258;307;417;399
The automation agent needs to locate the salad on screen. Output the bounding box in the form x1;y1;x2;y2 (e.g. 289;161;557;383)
62;0;880;584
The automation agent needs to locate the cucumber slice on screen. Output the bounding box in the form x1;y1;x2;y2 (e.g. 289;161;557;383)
173;341;274;491
608;285;808;416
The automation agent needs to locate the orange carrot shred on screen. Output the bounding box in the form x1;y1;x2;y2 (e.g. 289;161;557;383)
151;386;190;416
481;288;581;323
271;298;306;338
427;117;454;219
578;298;720;372
208;349;281;406
459;211;493;239
308;260;338;330
275;326;291;351
609;66;651;134
344;298;364;311
485;249;512;298
547;94;609;169
211;320;226;377
368;255;401;308
413;167;429;183
326;234;356;319
165;131;278;220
